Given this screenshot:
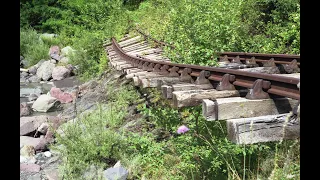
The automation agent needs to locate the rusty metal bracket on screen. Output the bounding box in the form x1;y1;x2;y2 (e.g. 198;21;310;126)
246;79;271;99
169;66;180;77
180;68;193;83
142;62;149;71
133;59;139;67
219;55;229;62
264;58;276;67
246;57;257;65
147;63;155;72
232;56;241;63
138;61;144;69
216;74;236;90
153;64;162;72
284;59;300;73
160;65;170;75
195;70;211;85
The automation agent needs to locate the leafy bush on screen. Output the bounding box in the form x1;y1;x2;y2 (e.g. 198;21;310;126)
20;28;50;67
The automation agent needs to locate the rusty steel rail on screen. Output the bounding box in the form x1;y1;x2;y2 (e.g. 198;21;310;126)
111;37;300;100
219;52;300;67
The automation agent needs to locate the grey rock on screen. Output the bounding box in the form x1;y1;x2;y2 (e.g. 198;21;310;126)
21;72;29;78
37;122;49;134
27;173;42;180
20;77;27;83
20;163;41;173
82;165;104;180
36;59;46;67
50;59;57;64
51;54;61;61
20;115;47;135
44;167;59;180
36;61;55;81
103;167;128;180
28;93;39;101
20;102;33;117
28;75;42;83
21;59;30;68
52;66;71;80
28;65;38;75
20;56;24;61
20;136;48;151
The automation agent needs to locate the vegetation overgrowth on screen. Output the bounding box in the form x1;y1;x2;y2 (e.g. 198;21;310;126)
53;77;300;179
21;0;300;179
20;0;300;78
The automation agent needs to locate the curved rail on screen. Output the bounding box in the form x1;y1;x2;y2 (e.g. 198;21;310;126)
111;37;300;100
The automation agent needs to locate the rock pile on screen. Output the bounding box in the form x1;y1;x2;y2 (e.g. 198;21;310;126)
20;45;76;83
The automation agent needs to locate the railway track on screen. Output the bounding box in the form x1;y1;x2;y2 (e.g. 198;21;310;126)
103;34;300;144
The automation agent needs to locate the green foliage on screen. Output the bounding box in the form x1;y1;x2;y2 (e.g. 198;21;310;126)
132;0;300;66
53;82;140;179
20;28;51;67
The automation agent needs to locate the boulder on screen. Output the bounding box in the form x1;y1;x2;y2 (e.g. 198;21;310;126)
28;93;39;101
49;46;60;56
20;102;32;117
61;46;75;57
20;145;35;157
20;115;48;135
50;87;73;103
37;122;49;134
28;75;41;83
103;166;128;180
28;65;38;75
52;66;71;81
32;94;60;112
36;61;55;81
21;72;29;78
20;136;48;151
45;167;60;180
20;163;41;173
60;57;70;64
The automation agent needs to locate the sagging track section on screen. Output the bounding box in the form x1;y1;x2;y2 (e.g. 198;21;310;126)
111;37;300;100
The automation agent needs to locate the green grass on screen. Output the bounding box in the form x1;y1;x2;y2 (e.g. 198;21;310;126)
52;77;300;179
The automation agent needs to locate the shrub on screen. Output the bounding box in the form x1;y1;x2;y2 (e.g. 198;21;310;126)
20;28;50;67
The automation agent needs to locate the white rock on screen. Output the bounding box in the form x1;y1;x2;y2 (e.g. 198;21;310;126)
31;94;59;112
44;151;52;158
20;144;24;149
20;156;28;163
27;157;37;164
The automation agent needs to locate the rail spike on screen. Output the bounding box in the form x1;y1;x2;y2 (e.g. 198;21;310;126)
246;79;271;99
160;65;170;75
195;70;211;85
216;74;236;90
142;62;149;71
180;68;193;83
169;66;180;77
